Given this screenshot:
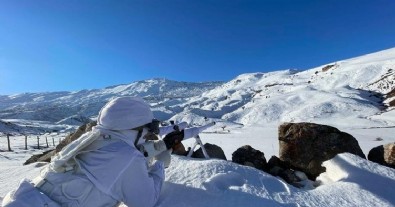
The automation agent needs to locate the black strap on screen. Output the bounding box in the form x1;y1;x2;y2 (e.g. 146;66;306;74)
134;128;144;147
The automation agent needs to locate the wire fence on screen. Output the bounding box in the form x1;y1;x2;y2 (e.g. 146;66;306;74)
1;134;64;152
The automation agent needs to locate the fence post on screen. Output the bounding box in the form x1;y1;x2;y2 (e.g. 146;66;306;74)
25;135;28;150
37;136;40;149
45;136;49;148
52;137;55;146
7;134;11;151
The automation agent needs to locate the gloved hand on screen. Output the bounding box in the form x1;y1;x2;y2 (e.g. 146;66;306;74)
138;140;167;158
154;149;172;168
163;130;184;149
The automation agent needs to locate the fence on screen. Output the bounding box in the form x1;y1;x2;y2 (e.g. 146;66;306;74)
2;134;64;152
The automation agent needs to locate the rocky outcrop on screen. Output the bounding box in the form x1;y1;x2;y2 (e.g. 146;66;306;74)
368;143;395;169
278;122;365;179
232;145;267;171
192;143;227;160
322;64;336;72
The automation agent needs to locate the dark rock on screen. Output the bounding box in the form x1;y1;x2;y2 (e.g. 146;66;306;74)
232;145;267;171
368;145;385;165
279;122;365;179
322;64;335;72
279;169;301;184
368;143;395;169
269;166;284;176
266;155;304;187
172;143;188;156
24;150;55;165
267;155;290;170
193;143;227;160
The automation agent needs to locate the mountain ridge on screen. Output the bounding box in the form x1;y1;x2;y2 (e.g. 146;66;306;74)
0;48;394;134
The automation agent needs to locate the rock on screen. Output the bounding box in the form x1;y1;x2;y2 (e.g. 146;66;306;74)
279;122;365;179
265;155;311;188
232;145;267;171
322;64;335;72
267;155;289;170
193;143;227;160
24;150;55;165
172;143;188;156
368;145;385;165
279;169;301;184
368;143;395;169
269;166;283;176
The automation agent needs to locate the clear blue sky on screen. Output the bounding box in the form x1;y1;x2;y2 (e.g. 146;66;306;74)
1;0;395;95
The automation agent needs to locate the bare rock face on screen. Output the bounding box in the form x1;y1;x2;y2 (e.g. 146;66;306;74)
232;145;267;171
192;143;227;160
321;64;336;72
279;122;365;179
368;143;395;169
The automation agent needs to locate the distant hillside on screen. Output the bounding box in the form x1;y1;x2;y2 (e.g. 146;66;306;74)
0;78;223;122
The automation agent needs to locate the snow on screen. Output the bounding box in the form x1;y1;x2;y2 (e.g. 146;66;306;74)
1;126;395;207
1;48;395;206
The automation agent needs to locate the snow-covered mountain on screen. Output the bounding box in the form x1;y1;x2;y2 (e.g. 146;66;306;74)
0;78;223;123
173;48;395;128
1;48;395;134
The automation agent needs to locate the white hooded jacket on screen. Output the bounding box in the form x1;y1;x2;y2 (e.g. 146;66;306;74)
3;97;165;207
57;97;165;206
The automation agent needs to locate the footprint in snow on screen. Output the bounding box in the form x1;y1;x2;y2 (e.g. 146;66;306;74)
202;171;245;195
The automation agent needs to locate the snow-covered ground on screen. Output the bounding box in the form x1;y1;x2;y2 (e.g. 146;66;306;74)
1;124;395;206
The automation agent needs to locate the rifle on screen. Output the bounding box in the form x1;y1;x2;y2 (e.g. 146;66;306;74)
137;122;216;159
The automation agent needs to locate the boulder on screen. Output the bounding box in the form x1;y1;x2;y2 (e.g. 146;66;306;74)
279;122;365;179
368;143;395;169
172;143;188;156
232;145;267;171
193;143;227;160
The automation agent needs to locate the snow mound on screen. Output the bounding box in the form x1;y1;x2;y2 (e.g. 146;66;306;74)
277;153;395;207
317;153;395;203
153;154;395;207
2;152;395;206
155;156;294;207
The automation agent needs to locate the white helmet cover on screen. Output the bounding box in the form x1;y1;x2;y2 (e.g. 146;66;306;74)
97;96;154;130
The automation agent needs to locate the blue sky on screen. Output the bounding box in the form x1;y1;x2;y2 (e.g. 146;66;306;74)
1;0;395;95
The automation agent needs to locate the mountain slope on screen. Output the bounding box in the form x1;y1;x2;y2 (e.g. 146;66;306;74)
0;79;223;123
175;48;395;128
0;48;394;134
